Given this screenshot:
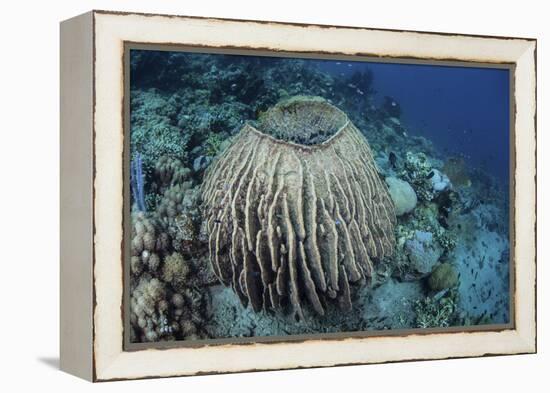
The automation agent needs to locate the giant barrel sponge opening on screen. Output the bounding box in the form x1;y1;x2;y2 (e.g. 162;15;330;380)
201;96;396;320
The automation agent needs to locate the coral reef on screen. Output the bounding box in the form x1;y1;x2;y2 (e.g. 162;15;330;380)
428;262;459;291
130;275;172;342
401;151;437;201
130;212;164;274
202;96;396;319
414;290;458;328
385;177;417;216
365;279;424;329
130;273;209;342
154;155;191;192
405;230;443;276
430;169;451;192
130;89;189;174
127;50;511;342
162;252;191;292
129;169;211;342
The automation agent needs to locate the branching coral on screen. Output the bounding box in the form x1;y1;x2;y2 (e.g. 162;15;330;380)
130;212;166;274
205;133;224;157
130;89;189;172
130;273;209;342
162;252;191;292
414;290;458;328
129;158;211;343
154;155;191;192
130;275;175;342
155;183;192;225
201;96;396;319
155;182;201;254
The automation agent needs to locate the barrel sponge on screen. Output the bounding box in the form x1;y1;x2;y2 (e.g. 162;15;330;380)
201;96;396;320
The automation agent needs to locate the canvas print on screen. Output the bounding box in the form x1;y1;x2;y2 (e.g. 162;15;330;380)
127;48;511;344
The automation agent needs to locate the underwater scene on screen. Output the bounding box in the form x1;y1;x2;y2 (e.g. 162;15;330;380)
128;49;511;344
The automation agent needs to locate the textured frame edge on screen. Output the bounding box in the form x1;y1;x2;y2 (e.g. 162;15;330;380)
59;11;95;381
59;10;536;382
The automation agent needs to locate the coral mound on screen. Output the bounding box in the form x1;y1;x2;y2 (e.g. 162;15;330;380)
201;96;396;319
385;177;417;216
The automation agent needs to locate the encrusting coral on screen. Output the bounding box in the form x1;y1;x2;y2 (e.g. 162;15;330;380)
201;96;396;320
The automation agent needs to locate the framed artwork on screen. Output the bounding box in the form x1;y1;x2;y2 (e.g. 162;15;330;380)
60;10;536;381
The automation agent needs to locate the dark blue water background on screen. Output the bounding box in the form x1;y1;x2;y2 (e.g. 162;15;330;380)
318;60;510;185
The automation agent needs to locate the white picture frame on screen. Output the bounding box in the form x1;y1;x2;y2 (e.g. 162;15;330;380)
60;10;536;381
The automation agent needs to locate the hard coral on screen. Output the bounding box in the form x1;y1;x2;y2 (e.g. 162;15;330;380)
405;230;442;276
414;290;458;328
401;151;435;201
155;155;191;192
162;252;191;292
130;275;175;342
130;89;189;173
385;177;417;216
201;96;396;320
131;212;164;274
428;262;459;291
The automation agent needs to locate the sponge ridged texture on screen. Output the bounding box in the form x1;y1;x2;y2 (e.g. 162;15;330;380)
201;97;396;319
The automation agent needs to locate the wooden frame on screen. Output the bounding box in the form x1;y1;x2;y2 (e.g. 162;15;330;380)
60;10;537;382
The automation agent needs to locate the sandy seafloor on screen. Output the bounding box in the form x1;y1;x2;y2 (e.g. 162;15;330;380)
127;50;510;344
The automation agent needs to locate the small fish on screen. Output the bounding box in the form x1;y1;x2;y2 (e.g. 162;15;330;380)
388;151;397;168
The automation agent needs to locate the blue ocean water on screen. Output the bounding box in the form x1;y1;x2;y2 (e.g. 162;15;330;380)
318;60;510;185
